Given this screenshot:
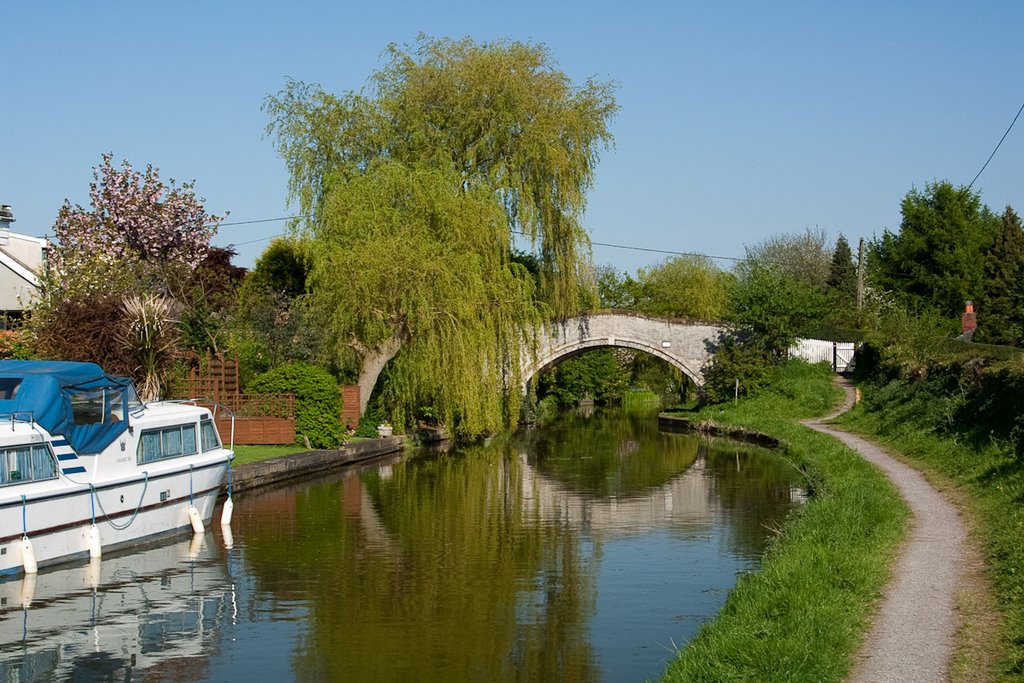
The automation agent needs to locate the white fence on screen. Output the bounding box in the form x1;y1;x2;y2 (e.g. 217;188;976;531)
790;339;857;373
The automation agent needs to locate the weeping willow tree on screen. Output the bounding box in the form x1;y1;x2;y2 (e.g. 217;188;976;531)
265;35;616;312
264;35;617;433
309;161;538;434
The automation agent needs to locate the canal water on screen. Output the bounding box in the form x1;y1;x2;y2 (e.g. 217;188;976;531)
0;408;807;682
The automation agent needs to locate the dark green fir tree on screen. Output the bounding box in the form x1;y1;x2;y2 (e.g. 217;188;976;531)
978;207;1024;345
826;235;857;311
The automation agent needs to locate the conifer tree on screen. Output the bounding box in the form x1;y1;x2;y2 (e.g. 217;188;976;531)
869;181;998;315
978;207;1024;345
826;235;857;312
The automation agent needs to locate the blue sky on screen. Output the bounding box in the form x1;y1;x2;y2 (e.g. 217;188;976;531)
3;1;1022;273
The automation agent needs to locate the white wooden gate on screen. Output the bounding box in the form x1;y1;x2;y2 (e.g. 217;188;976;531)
790;339;857;373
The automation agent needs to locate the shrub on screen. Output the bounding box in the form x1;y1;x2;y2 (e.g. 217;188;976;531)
248;362;342;448
31;294;136;374
702;335;774;404
354;402;387;438
0;330;32;360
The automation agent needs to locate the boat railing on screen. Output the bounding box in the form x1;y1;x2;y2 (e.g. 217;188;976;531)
162;398;236;452
0;411;36;430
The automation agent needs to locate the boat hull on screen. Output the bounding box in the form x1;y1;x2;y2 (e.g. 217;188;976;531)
0;458;228;577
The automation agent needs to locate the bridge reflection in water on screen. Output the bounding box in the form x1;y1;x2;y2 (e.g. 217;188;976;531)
0;409;807;683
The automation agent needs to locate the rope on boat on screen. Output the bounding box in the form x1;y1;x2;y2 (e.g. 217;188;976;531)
220;455;234;527
21;495;37;573
93;472;149;531
186;465;205;534
226;458;233;499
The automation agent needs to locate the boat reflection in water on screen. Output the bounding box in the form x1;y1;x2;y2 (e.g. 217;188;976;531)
0;531;233;681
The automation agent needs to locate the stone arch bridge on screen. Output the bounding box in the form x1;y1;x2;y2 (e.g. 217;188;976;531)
524;311;729;389
353;311;728;415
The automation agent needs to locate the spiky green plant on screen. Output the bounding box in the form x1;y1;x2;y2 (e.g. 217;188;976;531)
117;294;181;401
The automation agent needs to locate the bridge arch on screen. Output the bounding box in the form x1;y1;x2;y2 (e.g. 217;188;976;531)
523;311;729;391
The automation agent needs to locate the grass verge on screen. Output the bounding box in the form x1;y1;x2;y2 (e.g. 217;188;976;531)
231;437;379;467
231;444;310;467
838;380;1018;680
662;361;909;682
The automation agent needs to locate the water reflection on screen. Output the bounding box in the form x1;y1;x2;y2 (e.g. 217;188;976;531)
0;535;232;681
0;409;807;682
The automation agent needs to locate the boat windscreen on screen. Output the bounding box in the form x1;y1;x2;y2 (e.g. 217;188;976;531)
0;378;21;400
64;384;137;454
0;361;137;454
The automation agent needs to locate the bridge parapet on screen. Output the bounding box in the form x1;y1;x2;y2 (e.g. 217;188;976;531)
524;311;729;388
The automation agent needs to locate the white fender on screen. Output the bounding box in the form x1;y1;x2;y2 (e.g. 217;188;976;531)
220;498;234;526
21;536;37;574
85;556;102;590
188;505;204;534
87;524;102;558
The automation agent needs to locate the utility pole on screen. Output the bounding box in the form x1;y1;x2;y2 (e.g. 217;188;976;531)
856;237;865;311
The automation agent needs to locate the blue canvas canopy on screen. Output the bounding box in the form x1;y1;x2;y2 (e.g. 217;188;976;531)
0;360;138;455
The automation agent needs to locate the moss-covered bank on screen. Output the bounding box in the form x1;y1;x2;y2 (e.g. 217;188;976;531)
663;361;908;682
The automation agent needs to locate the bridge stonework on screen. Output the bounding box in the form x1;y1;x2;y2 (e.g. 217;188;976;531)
524;312;729;389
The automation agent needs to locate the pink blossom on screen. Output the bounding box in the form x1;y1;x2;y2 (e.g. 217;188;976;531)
50;154;226;287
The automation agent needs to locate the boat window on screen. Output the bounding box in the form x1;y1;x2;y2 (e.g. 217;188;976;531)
108;388;126;422
0;444;56;486
69;386;142;425
70;389;106;425
0;378;22;400
124;384;142;410
183;423;198;454
138;424;200;464
200;418;221;452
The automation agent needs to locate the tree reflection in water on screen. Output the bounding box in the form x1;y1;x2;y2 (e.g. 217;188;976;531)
235;407;806;682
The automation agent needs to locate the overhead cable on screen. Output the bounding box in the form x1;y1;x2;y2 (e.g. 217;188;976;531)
968;99;1024;189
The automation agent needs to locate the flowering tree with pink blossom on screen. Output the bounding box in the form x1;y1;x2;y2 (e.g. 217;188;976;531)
45;154;225;299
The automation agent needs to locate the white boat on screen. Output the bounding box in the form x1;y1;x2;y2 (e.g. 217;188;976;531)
0;360;233;577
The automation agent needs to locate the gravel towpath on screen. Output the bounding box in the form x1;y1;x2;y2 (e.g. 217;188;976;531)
803;379;967;683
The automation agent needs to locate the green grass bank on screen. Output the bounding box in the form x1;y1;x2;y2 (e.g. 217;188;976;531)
839;351;1024;680
231;443;310;467
663;361;908;682
232;437;381;467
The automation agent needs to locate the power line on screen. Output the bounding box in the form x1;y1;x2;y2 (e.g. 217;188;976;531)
968;99;1024;189
203;216;924;281
218;216;901;278
211;215;305;228
223;223;751;261
590;239;743;262
509;229;744;262
212;214;304;248
230;234;283;246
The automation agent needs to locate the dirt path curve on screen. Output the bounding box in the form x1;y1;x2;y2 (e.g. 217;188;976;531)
803;379;968;683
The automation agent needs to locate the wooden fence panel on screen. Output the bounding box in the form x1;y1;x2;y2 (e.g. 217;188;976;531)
341;385;360;428
218;417;295;446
